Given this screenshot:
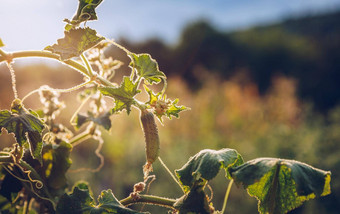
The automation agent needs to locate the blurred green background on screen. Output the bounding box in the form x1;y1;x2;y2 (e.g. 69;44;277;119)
1;9;340;214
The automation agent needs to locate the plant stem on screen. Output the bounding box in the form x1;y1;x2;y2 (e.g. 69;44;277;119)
221;179;234;214
0;48;7;58
23;198;30;214
0;155;13;163
120;194;176;209
69;131;92;145
80;53;93;76
158;157;185;193
0;50;87;75
18;160;56;209
0;50;115;87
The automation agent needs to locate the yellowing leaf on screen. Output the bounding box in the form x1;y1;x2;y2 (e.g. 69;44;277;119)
230;158;332;214
42;142;72;191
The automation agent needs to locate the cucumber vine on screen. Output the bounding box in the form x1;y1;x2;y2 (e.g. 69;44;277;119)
0;1;331;213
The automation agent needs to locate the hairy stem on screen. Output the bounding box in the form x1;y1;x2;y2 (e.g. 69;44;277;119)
120;194;176;210
81;53;93;76
6;63;18;99
69;131;92;145
0;50;114;87
158;157;185;193
0;155;13;163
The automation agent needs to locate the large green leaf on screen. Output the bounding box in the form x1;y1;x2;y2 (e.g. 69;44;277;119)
128;53;166;85
176;148;244;192
56;183;147;214
75;111;111;130
70;0;104;25
99;76;141;114
0;99;45;164
230;158;332;214
46;27;104;60
42;141;72;195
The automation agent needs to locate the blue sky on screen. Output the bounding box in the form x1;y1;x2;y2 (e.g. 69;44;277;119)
1;0;340;51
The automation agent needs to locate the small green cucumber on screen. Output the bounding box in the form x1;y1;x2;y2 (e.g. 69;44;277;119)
140;110;160;165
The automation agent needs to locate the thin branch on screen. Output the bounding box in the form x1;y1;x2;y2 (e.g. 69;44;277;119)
0;155;14;163
6;63;18;99
81;53;93;76
0;48;8;58
221;179;234;214
158;157;185;193
0;50;114;87
120;194;176;210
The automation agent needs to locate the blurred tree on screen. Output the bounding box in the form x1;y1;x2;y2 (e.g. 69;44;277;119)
107;10;340;112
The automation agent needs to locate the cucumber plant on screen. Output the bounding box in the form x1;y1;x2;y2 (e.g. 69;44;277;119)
0;1;331;213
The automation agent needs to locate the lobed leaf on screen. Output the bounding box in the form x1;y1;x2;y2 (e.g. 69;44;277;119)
229;158;332;214
110;100;126;114
75;111;111;130
128;53;166;85
99;76;141;114
46;27;104;60
175;148;244;192
56;183;147;214
0;99;45;164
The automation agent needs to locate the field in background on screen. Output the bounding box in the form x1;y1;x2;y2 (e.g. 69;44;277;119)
0;62;339;213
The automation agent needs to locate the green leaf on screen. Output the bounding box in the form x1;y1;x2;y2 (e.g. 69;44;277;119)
0;99;45;164
229;158;332;214
75;111;111;130
70;0;104;25
166;99;188;119
0;38;4;47
56;183;147;214
96;189;148;213
174;186;211;214
56;182;94;214
99;76;141;114
128;53;166;85
0;168;23;202
175;148;244;192
144;85;189;121
42;142;72;194
110;100;126;114
46;27;104;60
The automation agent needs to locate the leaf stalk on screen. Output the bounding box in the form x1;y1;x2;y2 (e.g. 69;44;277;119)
221;179;234;214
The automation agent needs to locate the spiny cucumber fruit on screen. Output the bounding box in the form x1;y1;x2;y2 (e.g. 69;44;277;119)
140;110;160;166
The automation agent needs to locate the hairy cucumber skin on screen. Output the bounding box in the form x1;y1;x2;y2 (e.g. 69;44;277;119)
140;110;160;164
